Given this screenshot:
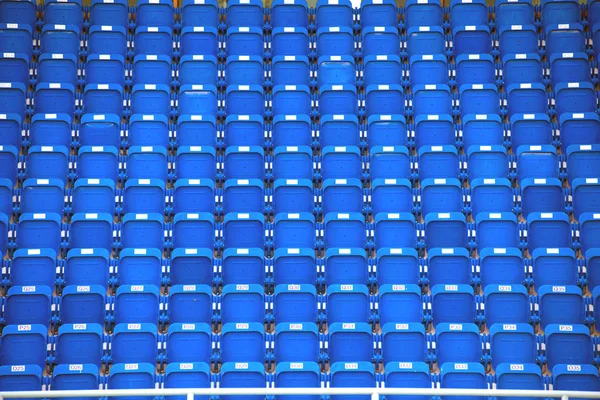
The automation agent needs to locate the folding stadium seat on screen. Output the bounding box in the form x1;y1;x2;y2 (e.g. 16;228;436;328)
5;285;53;327
507;83;548;117
538;285;585;329
412;84;451;117
320;115;359;148
271;0;308;28
273;147;312;181
580;214;600;254
495;0;534;28
427;248;471;287
595;24;600;61
45;0;82;28
502;54;543;87
90;0;129;27
545;24;585;58
0;365;42;393
318;55;356;87
435;323;481;366
274;213;315;249
324;248;367;286
527;212;571;252
0;213;7;255
21;178;64;215
226;56;264;87
132;55;172;87
0;0;36;26
169;249;212;287
168;284;212;324
126;147;168;182
26;146;69;184
479;248;524;289
52;364;100;392
425;213;468;249
476;213;519;250
273;248;317;286
223;213;265;249
321;146;362;180
421;178;462;215
432;285;476;325
60;285;106;324
440;363;487;396
227;0;264;27
330;363;376;400
495;364;543;391
319;85;357;116
275;362;320;400
365;85;404;118
10;248;56;288
136;0;173;28
328;323;373;364
108;363;156;394
221;284;265;324
376;248;419;285
0;179;11;217
484;284;530;327
453;26;491;57
226;27;264;58
550;53;591;87
166;323;212;363
553;365;600;392
172;213;214;249
532;248;577;291
459;84;499;116
134;26;173;57
114;249;161;288
0;82;26;119
455;54;495;87
362;27;400;58
567;145;600;186
367;115;407;148
516;145;558;182
371;179;412;215
273;179;314;215
560;113;600;150
220;363;266;400
88;25;128;56
17;212;62;252
272;27;309;57
224;146;265;180
164;363;211;395
520;178;563;217
408;55;447;87
82;84;123;116
131;84;171;116
498;25;538;59
414;115;456;149
128;115;169;148
450;0;488;26
179;85;219;116
362;56;402;87
418;146;459;180
510;114;552;149
223;179;264;214
360;0;396;27
272;56;310;87
34;83;76;116
65;248;110;288
222;248;265;286
0;24;33;58
275;322;319;362
37;54;78;87
462;115;503;150
326;284;371;324
177;115;217;147
382;324;428;365
379;284;423;326
273;85;308;116
573;178;600;221
179;56;218;87
385;363;432;400
404;0;443;29
555;83;597;116
77;146;119;182
273;284;318;323
180;27;219;58
0;324;47;370
79;114;121;148
322;179;362;214
69;213;113;250
272;116;311;149
0;113;22;149
181;0;218;27
114;285;160;325
315;0;353;29
316;27;354;58
40;24;79;56
324;213;366;249
121;213;164;249
545;324;593;369
176;147;217;181
29;113;71;148
374;213;417;250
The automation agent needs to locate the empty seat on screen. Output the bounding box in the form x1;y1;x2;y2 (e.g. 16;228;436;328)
428;248;471;287
553;364;600;393
320;85;357;116
134;26;173;56
321;146;362;180
11;248;57;288
223;179;264;214
479;247;524;289
29;113;72;147
5;286;52;327
0;24;33;58
385;362;431;400
567;145;600;186
322;178;363;214
516;145;558;183
320;115;359;148
60;285;106;325
549;52;590;87
476;212;519;249
414;114;455;149
330;362;376;400
164;363;211;395
222;248;265;286
0;324;48;369
33;83;75;116
318;56;356;86
17;212;62;252
274;362;320;400
224;146;265;180
273;284;318;323
272;27;309;57
412;84;452;117
379;284;423;326
545;324;593;369
45;0;82;27
271;0;308;28
170;248;214;286
21;178;64;215
275;322;319;362
450;0;487;26
363;55;402;87
580;213;600;254
510;113;553;149
172;213;214;249
316;27;354;58
490;323;537;368
168;284;212;324
114;285;160;325
371;179;412;215
506;83;548;117
26;145;69;183
227;0;263;28
315;0;353;28
274;213;315;248
223;212;264;248
418;146;459;180
456;54;495;87
273;85;308;115
377;248;419;285
131;84;170;116
179;56;218;87
484;284;530;327
221;284;265;324
404;0;443;29
560;113;600;151
118;248;162;287
374;213;417;250
108;363;156;394
452;25;491;56
573;178;600;221
69;213;113;250
166;323;212;363
326;284;371;324
137;0;173;27
425;212;468;249
498;25;538;59
0;83;26;119
79;114;121;148
128;114;169;148
495;0;534;27
176;115;217;147
520;178;563;217
90;0;129;27
180;27;219;57
538;285;585;329
0;114;22;149
432;285;475;325
0;0;36;26
532;248;577;291
272;115;311;148
77;146;120;182
132;55;172;86
382;324;428;364
459;84;499;115
0;365;42;393
365;84;404;117
0;212;7;255
324;212;366;248
328;322;373;364
409;54;448;86
0;179;10;217
88;25;127;56
226;56;263;87
83;84;123;115
440;363;487;397
545;23;585;57
367;115;407;148
121;213;164;249
65;248;110;288
370;146;411;180
362;26;400;57
226;27;263;57
325;248;368;285
38;53;78;87
502;54;543;87
406;26;445;58
470;178;513;216
272;56;310;87
40;24;79;56
220;362;266;400
555;82;596;116
176;146;217;180
527;212;571;252
421;178;462;215
53;361;101;390
435;323;481;366
273;248;317;286
272;179;314;214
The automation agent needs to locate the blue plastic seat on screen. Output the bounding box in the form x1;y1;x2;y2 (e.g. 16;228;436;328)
452;25;491;56
222;248;264;286
5;285;53;327
223;178;262;212
164;363;211;397
425;212;468;249
496;364;542;392
412;84;452;117
0;365;42;393
0;24;33;58
459;84;499;115
550;53;590;87
274;212;315;248
166;323;212;363
404;0;442;29
414;114;455;149
273;248;317;286
418;145;459;180
226;0;263;27
450;0;487;26
60;285;106;324
126;145;168;181
77;146;119;182
360;0;396;27
545;23;585;58
172;213;214;249
79;114;121;147
88;25;127;56
315;0;352;28
362;26;400;58
273;85;309;116
26;145;69;184
134;26;173;56
17;212;62;252
34;83;75;116
432;285;475;325
385;362;431;400
38;53;77;87
226;85;264;116
365;84;404;117
371;179;412;215
170;248;213;287
121;213;164;249
319;85;357;116
560;113;600;150
108;363;156;395
498;25;538;59
495;0;534;27
516;145;558;183
30;113;72;148
220;362;266;400
11;248;56;288
367;115;407;148
440;363;487;399
322;178;362;214
462;114;503;150
53;362;101;391
0;324;48;369
377;248;419;285
374;213;417;250
323;248;366;286
0;114;22;149
272;56;310;87
330;362;375;400
553;364;600;393
484;284;529;327
176;146;217;180
476;212;519;249
507;83;548;117
69;213;113;250
168;284;212;324
275;362;320;400
114;285;160;325
271;0;308;28
532;248;577;291
379;284;423;326
406;26;445;58
0;0;36;26
221;284;265;324
40;24;79;55
573;178;600;221
382;324;427;365
555;82;596;116
226;56;263;87
489;323;537;368
409;54;447;86
272;27;309;57
0;83;26;119
20;178;64;215
0;179;11;217
179;55;218;87
456;54;495;87
45;0;82;27
118;248;162;287
180;27;219;57
428;248;471;287
272;179;313;215
580;213;600;254
90;0;129;27
503;54;543;87
181;0;219;27
510;113;552;149
176;115;216;147
421;178;462;215
326;284;370;324
520;178;563;217
545;324;593;369
226;27;263;57
65;248;110;288
275;322;319;362
273;147;313;180
480;248;524;289
595;24;600;60
320;115;359;147
435;323;481;366
527;212;571;252
82;84;123;115
538;285;585;329
131;84;170;116
363;56;402;88
223;213;265;249
328;322;372;364
272;115;311;147
316;27;354;58
132;55;171;86
567;145;600;186
128;114;169;148
324;212;366;248
224;146;265;179
137;0;173;27
318;56;356;86
0;212;7;254
321;146;361;180
274;284;318;323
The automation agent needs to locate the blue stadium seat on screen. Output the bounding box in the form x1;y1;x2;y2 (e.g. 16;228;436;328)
273;85;309;116
45;0;82;28
72;178;115;215
220;362;266;400
0;114;22;149
324;212;366;248
379;284;423;325
382;324;428;364
538;285;585;329
573;178;600;221
272;56;310;87
90;0;129;27
222;248;265;286
367;115;407;148
510;113;553;149
0;365;42;393
275;362;320;400
435;323;481;366
502;54;543;87
274;213;315;248
271;0;308;28
360;0;396;27
316;27;354;58
79;114;121;147
164;363;211;396
0;82;26;119
111;324;159;364
176;146;217;180
40;24;79;56
65;248;110;288
224;145;265;179
83;84;123;115
450;0;487;26
405;26;445;58
428;248;471;286
325;248;368;285
134;26;173;56
527;212;571;252
567;145;600;185
315;0;353;29
479;248;524;289
560;113;600;150
0;179;10;217
459;84;499;115
506;83;548;117
227;0;263;28
495;0;534;27
496;364;542;391
34;83;75;115
371;179;412;215
370;146;411;180
11;248;56;288
412;84;452;117
5;286;52;327
425;212;468;249
221;284;265;324
326;284;371;324
545;324;593;369
131;84;170;116
553;364;600;393
30;113;71;147
21;178;64;215
177;115;217;147
77;146;119;182
273;248;317;286
0;324;48;369
118;248;162;287
549;52;590;87
168;284;212;324
88;25;127;56
121;213;164;249
328;322;373;364
38;53;78;87
69;213;113;250
520;178;563;217
456;54;495;87
319;85;357;116
374;213;417;250
0;145;18;186
580;213;600;254
555;82;597;116
273;284;318;323
452;25;491;56
272;178;313;212
129;114;169;148
223;178;264;214
418;145;459;180
0;24;33;58
114;285;160;325
127;146;168;181
137;0;173;27
0;52;28;87
60;285;106;324
26;145;69;183
318;56;356;86
0;212;7;254
362;26;400;58
226;56;263;87
489;324;537;368
179;56;218;87
166;323;212;363
132;55;171;86
498;25;538;59
409;54;447;86
272;115;311;148
170;248;213;286
365;84;404;117
322;178;362;214
532;248;577;291
226;27;264;57
272;27;309;57
53;364;100;392
516;145;558;182
17;212;62;252
404;0;443;29
377;248;419;285
484;284;530;327
545;23;585;57
180;27;219;57
0;0;36;26
172;213;214;249
330;362;375;400
363;55;402;87
432;285;475;325
320;115;359;147
223;212;264;248
462;114;504;152
421;178;463;215
108;363;156;395
590;0;600;31
275;322;319;362
321;146;361;180
385;362;431;400
440;363;487;398
476;212;519;249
